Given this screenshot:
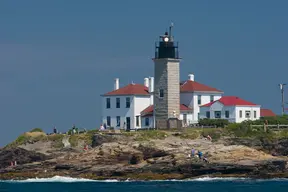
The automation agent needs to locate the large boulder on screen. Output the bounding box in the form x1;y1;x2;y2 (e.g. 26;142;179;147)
91;134;116;147
0;148;49;169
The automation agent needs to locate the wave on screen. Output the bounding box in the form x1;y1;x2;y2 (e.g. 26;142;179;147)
1;176;288;183
2;176;117;183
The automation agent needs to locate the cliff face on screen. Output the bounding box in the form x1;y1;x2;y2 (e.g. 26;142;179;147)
1;132;288;180
0;148;50;169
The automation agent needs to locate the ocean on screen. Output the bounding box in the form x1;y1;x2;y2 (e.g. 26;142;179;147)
1;176;288;192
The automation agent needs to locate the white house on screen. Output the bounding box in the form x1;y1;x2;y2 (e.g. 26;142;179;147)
101;74;225;129
199;96;261;123
101;78;153;130
180;74;224;124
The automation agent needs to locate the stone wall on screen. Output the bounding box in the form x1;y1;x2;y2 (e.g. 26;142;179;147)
154;58;180;128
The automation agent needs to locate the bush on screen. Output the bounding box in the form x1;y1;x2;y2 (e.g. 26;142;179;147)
225;121;276;139
249;115;288;125
30;128;44;132
198;118;229;127
201;128;222;141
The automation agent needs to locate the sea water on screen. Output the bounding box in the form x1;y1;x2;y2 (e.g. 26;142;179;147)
1;176;288;192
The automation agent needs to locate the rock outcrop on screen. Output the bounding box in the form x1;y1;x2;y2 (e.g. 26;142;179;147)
1;133;288;180
0;148;49;169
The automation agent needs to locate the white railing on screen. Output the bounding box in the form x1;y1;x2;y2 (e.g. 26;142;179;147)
250;124;288;129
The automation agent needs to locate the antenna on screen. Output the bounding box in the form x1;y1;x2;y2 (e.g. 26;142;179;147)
279;83;287;115
169;22;174;37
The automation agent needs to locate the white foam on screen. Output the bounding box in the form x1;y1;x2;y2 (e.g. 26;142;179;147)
1;176;288;183
4;176;116;183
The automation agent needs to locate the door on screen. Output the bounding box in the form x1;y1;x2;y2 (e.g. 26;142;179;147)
183;114;187;126
126;117;131;131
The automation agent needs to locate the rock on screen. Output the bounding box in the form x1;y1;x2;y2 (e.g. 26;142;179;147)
137;145;169;160
0;148;49;169
226;138;288;156
91;134;116;147
55;164;74;170
129;154;142;165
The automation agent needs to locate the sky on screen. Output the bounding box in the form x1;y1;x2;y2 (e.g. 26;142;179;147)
0;0;288;146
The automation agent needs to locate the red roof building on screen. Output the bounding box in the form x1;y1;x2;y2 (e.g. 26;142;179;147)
202;96;258;107
103;83;149;96
260;109;276;117
101;75;226;129
180;80;223;93
200;96;261;123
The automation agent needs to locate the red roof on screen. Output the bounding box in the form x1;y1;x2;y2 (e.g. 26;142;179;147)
260;109;276;117
202;96;258;107
141;104;192;117
180;80;223;93
104;83;149;96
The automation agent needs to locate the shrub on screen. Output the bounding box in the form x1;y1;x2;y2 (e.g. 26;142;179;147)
30;128;44;132
135;130;167;141
225;121;276;139
198;118;229;127
201;128;222;141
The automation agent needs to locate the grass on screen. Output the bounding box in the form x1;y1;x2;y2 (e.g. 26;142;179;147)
122;130;167;141
47;134;65;148
69;131;97;147
30;128;44;132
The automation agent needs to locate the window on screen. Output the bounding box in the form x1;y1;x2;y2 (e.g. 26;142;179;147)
116;98;120;108
225;111;229;118
198;113;200;120
106;98;110;109
214;111;221;118
254;111;257;118
239;110;242;118
245;111;251;118
106;116;111;126
206;111;210;118
116;116;120;127
136;116;140;127
198;95;201;105
145;117;149;126
126;97;130;108
159;89;164;98
210;95;214;103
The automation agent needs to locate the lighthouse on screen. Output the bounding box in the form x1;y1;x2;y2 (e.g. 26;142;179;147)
153;23;181;129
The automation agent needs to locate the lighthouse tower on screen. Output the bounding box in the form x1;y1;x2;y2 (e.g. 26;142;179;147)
153;24;181;129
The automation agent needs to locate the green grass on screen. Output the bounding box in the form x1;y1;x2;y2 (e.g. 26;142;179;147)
47;134;65;148
122;130;167;141
5;134;46;148
69;132;96;147
30;128;44;132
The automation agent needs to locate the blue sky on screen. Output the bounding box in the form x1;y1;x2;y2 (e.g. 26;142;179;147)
0;0;287;146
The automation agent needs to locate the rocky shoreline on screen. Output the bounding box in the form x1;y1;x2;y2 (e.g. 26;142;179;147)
1;132;288;181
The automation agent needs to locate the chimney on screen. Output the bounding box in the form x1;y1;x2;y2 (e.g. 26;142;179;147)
144;78;149;88
149;77;154;105
188;74;194;81
114;78;119;90
149;77;154;93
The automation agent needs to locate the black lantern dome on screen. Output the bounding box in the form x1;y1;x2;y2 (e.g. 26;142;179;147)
154;23;179;59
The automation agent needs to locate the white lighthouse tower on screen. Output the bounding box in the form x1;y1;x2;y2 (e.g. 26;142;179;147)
153;24;181;129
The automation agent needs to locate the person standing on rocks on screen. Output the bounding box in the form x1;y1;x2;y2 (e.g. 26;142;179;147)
72;124;76;135
191;148;195;157
198;151;203;159
53;126;57;134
